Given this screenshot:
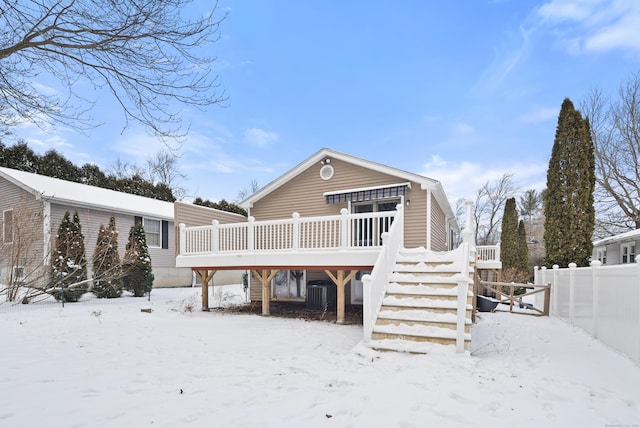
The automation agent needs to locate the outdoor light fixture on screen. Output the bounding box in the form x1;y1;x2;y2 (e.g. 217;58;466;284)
406;199;411;207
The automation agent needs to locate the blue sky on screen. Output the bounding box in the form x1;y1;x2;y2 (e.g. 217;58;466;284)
11;0;640;205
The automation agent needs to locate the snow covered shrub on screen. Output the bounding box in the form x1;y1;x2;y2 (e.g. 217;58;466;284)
122;220;154;297
92;216;123;298
50;211;88;302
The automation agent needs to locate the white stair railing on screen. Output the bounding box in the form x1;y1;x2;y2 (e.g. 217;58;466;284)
456;199;475;353
362;205;404;342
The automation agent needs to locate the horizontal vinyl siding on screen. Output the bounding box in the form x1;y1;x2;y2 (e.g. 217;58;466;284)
603;239;640;265
250;159;408;219
404;190;427;248
429;194;447;251
0;179;46;286
174;201;247;227
50;204;176;270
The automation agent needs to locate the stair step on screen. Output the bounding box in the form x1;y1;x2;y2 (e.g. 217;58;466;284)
382;295;473;309
380;305;472;316
372;322;471;340
375;318;472;333
368;339;459;354
392;263;463;275
389;271;461;284
371;332;471;346
377;309;471;324
387;282;473;297
393;265;460;276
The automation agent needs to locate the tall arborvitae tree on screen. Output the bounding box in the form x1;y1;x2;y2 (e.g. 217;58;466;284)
123;220;154;297
517;219;529;273
544;98;596;267
50;211;88;302
92;216;123;298
500;197;520;270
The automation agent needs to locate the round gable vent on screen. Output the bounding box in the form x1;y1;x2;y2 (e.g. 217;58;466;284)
320;164;334;180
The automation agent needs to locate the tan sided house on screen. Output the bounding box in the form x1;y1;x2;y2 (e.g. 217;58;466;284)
176;148;501;353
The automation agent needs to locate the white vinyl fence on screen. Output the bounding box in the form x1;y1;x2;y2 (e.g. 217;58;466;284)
534;258;640;365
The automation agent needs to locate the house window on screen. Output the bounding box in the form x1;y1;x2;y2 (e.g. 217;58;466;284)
621;243;636;264
3;209;13;243
143;218;161;247
596;248;607;265
12;266;25;283
135;217;169;249
271;270;306;300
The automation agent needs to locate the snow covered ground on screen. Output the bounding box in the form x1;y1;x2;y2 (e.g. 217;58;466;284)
1;285;638;427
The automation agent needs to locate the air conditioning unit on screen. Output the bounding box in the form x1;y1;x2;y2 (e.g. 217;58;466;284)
306;280;336;310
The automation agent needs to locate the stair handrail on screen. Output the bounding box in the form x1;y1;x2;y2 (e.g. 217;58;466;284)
455;199;475;353
362;204;404;342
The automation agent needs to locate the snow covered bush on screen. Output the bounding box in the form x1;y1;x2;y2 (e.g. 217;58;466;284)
92;216;123;298
50;211;88;302
122;220;154;297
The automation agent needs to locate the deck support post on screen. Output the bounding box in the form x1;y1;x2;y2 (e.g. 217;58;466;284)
326;269;358;324
195;269;216;311
253;269;279;315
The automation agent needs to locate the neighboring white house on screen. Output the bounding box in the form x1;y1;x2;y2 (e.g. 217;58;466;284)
0;166;242;290
592;229;639;265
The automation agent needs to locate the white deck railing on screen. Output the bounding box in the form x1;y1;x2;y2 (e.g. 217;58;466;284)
178;208;398;255
476;243;500;262
362;205;405;342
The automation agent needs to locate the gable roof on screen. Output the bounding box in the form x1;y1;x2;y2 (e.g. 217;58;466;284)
0;166;174;219
240;148;457;225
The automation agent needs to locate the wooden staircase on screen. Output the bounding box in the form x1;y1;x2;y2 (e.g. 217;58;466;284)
369;246;474;354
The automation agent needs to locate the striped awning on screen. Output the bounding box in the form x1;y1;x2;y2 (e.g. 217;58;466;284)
324;183;410;204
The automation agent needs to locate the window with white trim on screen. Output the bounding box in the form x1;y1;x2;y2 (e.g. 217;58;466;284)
135;216;169;249
143;218;161;247
621;243;636;264
596;248;607;265
3;209;13;243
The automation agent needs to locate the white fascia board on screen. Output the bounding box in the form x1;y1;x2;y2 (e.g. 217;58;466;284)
43;196;174;220
176;249;380;269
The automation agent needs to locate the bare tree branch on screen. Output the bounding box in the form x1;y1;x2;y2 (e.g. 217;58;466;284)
0;0;227;141
582;71;640;232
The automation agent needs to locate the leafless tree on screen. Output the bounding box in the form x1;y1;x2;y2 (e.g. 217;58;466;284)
146;150;187;200
581;72;640;235
471;173;519;245
108;157;144;179
0;0;227;141
236;179;260;202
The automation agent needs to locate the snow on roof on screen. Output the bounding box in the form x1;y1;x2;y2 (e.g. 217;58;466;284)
0;167;174;219
593;228;640;247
